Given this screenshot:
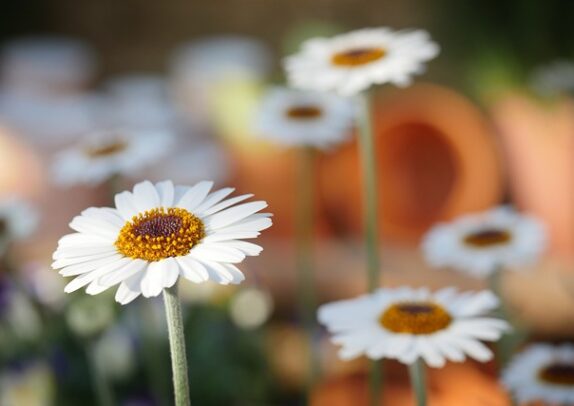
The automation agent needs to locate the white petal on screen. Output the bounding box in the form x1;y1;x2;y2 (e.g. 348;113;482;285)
176;181;213;212
115;272;145;305
98;259;147;287
205;201;268;229
162;258;180;289
114;191;139;220
201;194;254;216
133;180;160;212
194;188;235;214
222;240;263;256
140;261;167;297
59;254;124;276
190;244;245;263
69;216;119;239
64;257;131;293
53;252;119;269
176;256;209;283
53;246;117;260
156;180;175;207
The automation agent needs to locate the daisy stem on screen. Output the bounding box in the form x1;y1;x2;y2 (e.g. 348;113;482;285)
163;285;191;406
296;146;321;389
408;359;427;406
86;340;115;406
357;91;383;406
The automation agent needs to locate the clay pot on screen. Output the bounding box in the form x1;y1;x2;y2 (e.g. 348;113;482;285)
318;83;505;243
311;362;510;406
490;93;574;258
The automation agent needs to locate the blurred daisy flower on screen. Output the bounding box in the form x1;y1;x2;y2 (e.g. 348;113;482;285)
531;60;574;97
52;180;272;304
422;207;547;278
284;27;439;96
255;87;355;149
318;286;509;368
52;129;174;187
0;198;38;251
502;344;574;405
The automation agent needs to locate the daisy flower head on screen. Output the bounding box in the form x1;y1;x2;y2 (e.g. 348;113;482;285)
52;129;174;187
318;286;509;368
284;27;439;96
52;180;272;305
0;198;38;247
254;86;355;149
422;207;547;278
502;344;574;405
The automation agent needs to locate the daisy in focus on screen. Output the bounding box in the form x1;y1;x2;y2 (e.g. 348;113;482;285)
318;286;509;368
52;129;174;187
254;86;355;149
0;198;38;251
52;180;272;304
284;27;439;96
502;344;574;405
422;207;546;278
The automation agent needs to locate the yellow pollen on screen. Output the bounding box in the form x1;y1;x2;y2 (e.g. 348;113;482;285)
115;207;205;262
285;105;323;120
85;140;128;158
379;301;452;334
464;228;512;248
331;47;386;67
538;363;574;386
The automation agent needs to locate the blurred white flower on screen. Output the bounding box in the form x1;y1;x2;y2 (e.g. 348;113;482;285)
319;286;509;367
422;206;547;278
230;287;273;329
4;290;43;342
502;344;574;404
285;27;439;96
531;60;574;96
52;129;174;187
144;141;230;186
169;36;271;127
65;295;115;337
255;87;355;149
94;326;135;380
22;261;68;310
103;73;178;131
0;36;96;95
53;180;272;304
0;92;105;145
0;198;38;244
0;361;55;406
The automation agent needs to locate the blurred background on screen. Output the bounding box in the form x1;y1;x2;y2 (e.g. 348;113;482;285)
0;0;573;405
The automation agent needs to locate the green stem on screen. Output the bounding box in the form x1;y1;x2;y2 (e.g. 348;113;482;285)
357;92;383;406
163;285;191;406
87;341;115;406
296;147;320;391
408;359;427;406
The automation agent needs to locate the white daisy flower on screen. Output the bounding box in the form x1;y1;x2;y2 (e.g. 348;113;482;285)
284;27;439;96
531;60;574;96
422;207;547;278
502;344;574;404
52;129;174;187
318;286;509;368
0;198;38;243
254;87;355;149
52;180;272;305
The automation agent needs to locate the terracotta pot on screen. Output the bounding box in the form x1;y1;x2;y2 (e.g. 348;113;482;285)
490;93;574;258
311;362;509;406
318;83;504;242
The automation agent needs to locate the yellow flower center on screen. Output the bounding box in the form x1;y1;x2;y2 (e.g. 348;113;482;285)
331;47;386;67
463;228;512;248
379;301;452;334
85;140;127;158
538;363;574;386
115;207;205;262
285;105;323;120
